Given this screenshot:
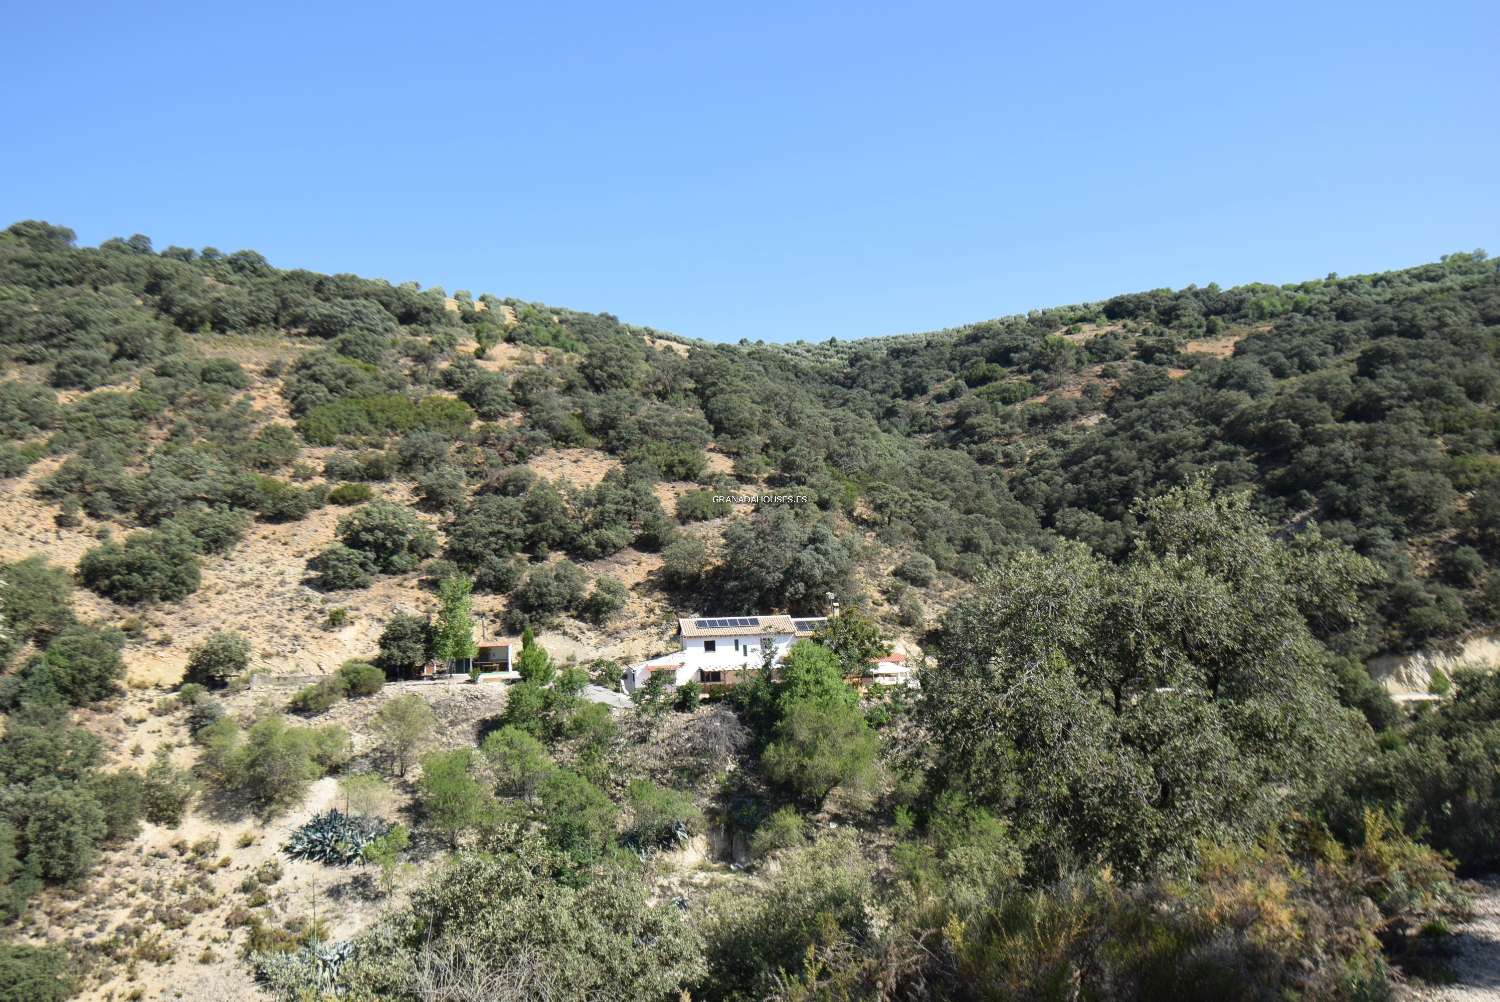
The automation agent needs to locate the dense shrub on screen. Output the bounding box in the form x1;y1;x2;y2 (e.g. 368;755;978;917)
415;749;493;848
337;838;703;999
0;557;75;645
893;552;937;586
308;544;376;590
536;769;617;862
718;509;855;613
335;500;436;573
77;530;201;603
0;943;74;1002
1331;667;1500;874
322;450;393;482
626;780;703;850
481;725;554;797
676;489;731;523
250;476;324;522
472;554;523;594
86;769;145;842
375;613;432;679
171;505;250;555
662;536;708;589
201;715;350;815
22;625;126;706
290;675;349;715
337;660;384;697
749;805;806;858
298;393;474;446
140;747;196;825
510;561;589;623
415;465;466;511
183;631;251;688
581;576;628;624
328;482;373;505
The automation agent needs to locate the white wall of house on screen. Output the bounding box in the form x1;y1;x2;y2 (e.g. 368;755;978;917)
681;632;797;667
624;632;805;692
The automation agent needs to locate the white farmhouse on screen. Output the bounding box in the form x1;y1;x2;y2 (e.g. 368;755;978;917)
623;615;827;693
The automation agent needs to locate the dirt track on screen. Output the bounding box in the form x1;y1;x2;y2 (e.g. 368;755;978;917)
1404;881;1500;1001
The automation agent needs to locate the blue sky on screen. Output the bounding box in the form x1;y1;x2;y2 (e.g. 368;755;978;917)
3;1;1496;343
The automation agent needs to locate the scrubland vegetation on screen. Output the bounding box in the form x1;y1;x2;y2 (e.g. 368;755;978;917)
0;221;1497;999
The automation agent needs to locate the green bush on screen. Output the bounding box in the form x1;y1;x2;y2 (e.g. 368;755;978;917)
662;536;707;589
626;780;703;850
416;465;467;512
375;612;432;679
676;489;731;523
581;576;628;624
897;591;925;628
750;806;807;858
481;725;555;797
328;482;374;505
473;553;523;594
511;561;589;623
141;747;196;825
183;631;251;688
0;943;74;1002
536;769;617;862
674;680;702;710
698;834;873;1000
170;505;250;555
335;500;437;573
298;393;474;445
77;529;201;604
342;837;703;998
23;624;126;706
308;544;377;590
894;552;937;586
23;786;107;882
416;749;493;848
0;445;33;479
0;557;75;644
337;660;384;697
290;675;348;715
87;769;145;842
202;716;349;816
323;450;393;482
250;476;324;522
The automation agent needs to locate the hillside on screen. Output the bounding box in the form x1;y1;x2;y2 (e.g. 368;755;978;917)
1;221;1498;1001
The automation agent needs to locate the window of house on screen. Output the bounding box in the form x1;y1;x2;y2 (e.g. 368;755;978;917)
733;638;739;651
700;670;723;684
703;640;717;653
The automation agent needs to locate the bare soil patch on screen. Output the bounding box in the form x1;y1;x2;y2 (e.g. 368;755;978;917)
526;447;621;489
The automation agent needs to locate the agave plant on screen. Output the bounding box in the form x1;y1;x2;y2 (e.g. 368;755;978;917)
283;810;392;866
254;939;358;997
